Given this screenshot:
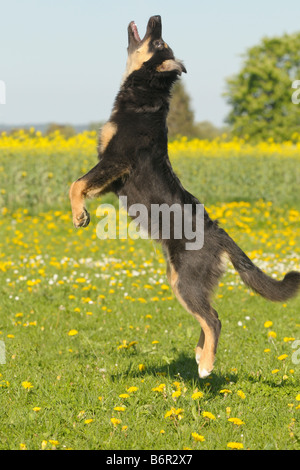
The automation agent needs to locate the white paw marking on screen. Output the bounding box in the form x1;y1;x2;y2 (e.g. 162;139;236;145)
198;368;212;379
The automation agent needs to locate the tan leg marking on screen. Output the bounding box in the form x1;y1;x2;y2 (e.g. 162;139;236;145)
70;167;130;228
194;316;216;378
195;330;205;365
99;122;117;153
167;261;216;379
69;179;90;228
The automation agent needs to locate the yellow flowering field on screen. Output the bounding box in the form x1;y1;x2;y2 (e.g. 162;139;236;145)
0;131;300;450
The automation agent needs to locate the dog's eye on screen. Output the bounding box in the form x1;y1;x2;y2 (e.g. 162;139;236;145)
153;40;164;50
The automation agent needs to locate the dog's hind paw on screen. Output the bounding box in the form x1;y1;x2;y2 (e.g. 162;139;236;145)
198;367;212;379
73;208;90;228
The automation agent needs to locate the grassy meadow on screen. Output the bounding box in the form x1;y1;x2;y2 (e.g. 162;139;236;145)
0;130;300;450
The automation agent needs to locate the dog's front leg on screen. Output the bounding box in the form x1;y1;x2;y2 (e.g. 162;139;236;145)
69;160;130;228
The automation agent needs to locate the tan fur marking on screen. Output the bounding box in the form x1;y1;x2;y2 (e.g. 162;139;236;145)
85;167;130;199
69;179;88;225
99;122;117;153
122;38;152;82
156;59;182;74
195;330;205;364
219;251;229;270
195;317;216;374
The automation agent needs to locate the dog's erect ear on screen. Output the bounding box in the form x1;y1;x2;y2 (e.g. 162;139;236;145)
156;59;187;75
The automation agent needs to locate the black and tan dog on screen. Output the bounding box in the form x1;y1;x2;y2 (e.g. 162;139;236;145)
69;16;300;378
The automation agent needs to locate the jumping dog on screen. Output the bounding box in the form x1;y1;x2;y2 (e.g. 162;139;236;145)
69;16;300;378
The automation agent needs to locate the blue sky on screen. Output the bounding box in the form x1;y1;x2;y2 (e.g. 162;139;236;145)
1;0;300;126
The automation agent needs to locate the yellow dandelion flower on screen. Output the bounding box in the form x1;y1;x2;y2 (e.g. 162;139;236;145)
191;432;205;442
202;411;216;420
152;383;166;393
67;329;78;336
111;417;121;426
165;407;184;420
227;442;243;450
277;354;288;361
228;417;245;426
192;391;204;400
173;381;181;390
41;440;47;450
268;331;277;338
49;440;59;446
22;381;33;390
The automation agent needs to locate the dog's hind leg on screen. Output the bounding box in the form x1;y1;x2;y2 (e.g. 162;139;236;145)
193;308;221;378
167;261;221;378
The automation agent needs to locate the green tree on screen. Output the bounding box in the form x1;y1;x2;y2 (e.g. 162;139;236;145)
88;121;105;132
224;32;300;142
167;81;196;139
45;123;76;138
194;120;225;140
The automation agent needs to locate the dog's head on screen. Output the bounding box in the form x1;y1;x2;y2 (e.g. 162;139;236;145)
124;16;186;83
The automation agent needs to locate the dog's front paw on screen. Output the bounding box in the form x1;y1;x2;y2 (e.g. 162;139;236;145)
73;208;90;228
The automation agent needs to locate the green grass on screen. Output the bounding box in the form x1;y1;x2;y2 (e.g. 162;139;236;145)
0;145;300;450
0;148;300;213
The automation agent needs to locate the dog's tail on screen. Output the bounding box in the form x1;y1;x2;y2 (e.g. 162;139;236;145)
220;230;300;302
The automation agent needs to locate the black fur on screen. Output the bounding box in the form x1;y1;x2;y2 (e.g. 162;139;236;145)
70;16;300;377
